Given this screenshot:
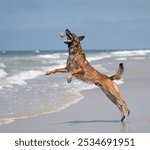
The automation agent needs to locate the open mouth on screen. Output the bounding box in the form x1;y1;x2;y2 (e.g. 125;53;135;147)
65;29;73;42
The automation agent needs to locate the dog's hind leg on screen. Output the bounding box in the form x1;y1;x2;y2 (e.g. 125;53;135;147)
96;82;125;121
104;90;125;121
114;94;130;117
106;81;130;117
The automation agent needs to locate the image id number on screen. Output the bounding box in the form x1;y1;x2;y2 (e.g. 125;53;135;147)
77;138;135;147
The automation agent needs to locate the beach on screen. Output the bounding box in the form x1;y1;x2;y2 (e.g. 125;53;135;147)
0;50;150;132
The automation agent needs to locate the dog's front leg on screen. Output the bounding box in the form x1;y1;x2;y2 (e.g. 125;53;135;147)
67;67;84;83
45;67;68;75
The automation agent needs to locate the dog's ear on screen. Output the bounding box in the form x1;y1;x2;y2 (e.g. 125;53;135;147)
79;36;85;41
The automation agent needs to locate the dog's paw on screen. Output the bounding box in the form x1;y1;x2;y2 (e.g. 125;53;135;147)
127;109;130;116
67;77;72;83
45;71;53;75
67;73;72;83
45;72;51;75
45;70;56;75
121;115;125;122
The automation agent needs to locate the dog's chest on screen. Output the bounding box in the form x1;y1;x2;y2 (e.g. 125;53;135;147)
67;55;80;71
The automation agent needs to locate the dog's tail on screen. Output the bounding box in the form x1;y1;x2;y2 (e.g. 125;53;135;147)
110;63;124;80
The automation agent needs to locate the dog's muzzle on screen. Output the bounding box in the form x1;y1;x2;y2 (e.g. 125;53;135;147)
65;29;73;43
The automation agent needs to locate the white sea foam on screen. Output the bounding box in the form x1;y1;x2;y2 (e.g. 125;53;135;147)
0;118;14;125
0;84;13;90
35;50;40;53
38;54;60;59
0;69;8;78
1;51;6;54
114;79;124;85
95;65;111;73
37;53;68;59
6;70;43;86
87;55;111;62
42;60;66;72
115;57;127;61
112;50;150;57
72;80;96;92
133;57;145;60
0;63;6;68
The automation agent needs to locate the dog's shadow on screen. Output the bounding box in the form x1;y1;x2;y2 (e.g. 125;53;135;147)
49;119;128;132
49;119;120;126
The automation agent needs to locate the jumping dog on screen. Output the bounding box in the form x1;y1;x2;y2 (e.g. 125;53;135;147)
46;29;130;121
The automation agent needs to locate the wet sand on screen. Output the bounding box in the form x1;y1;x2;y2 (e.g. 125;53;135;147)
0;59;150;132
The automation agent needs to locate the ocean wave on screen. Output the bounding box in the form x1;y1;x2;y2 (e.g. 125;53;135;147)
115;57;127;61
111;49;150;57
0;117;14;125
114;79;124;85
72;80;96;92
0;69;8;78
87;55;111;62
43;59;66;66
35;50;40;53
6;70;43;86
38;54;60;59
37;53;68;59
133;57;145;60
0;51;6;54
0;63;6;68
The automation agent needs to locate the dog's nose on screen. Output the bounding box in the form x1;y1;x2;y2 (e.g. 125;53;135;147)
66;29;71;33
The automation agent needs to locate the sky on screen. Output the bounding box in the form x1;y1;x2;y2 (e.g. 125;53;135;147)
0;0;150;50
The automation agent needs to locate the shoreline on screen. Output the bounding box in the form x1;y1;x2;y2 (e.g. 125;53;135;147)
0;88;125;133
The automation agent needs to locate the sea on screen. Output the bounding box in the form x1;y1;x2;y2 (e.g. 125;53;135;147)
0;49;150;125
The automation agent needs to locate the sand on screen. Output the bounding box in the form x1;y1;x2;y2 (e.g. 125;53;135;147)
0;59;150;133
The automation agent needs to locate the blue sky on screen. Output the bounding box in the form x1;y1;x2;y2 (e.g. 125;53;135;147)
0;0;150;50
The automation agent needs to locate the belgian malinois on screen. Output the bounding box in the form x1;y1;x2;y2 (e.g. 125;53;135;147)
46;29;130;121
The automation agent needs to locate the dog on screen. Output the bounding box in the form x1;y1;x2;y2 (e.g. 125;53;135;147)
46;29;130;121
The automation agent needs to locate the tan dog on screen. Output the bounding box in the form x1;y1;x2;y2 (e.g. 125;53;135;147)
46;29;130;121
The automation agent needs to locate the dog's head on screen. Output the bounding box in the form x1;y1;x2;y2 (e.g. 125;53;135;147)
64;29;85;53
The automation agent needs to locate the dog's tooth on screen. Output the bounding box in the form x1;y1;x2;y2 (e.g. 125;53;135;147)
67;40;72;42
64;40;72;43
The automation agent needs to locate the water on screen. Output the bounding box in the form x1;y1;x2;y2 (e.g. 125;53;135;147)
0;49;150;124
